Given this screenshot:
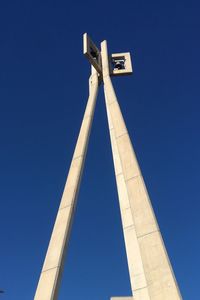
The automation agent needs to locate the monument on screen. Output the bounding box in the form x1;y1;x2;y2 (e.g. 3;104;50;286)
34;34;182;300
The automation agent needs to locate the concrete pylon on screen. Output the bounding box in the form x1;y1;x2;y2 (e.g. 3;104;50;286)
34;34;182;300
101;40;182;300
34;67;99;300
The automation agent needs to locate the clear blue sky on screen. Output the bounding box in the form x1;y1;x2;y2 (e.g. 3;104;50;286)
0;0;199;299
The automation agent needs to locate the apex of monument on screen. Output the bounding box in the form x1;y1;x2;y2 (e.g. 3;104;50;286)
83;33;133;76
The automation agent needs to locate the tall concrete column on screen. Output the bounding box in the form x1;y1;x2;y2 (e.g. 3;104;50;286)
34;67;99;300
101;40;182;300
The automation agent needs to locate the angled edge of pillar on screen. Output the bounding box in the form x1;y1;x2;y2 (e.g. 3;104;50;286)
101;39;182;300
34;67;99;300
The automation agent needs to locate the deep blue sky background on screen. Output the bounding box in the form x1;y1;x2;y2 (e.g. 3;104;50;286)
0;0;200;299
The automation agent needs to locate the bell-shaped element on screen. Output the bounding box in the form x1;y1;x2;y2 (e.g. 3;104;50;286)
114;59;125;70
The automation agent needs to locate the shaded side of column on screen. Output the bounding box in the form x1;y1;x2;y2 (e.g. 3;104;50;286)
34;68;99;300
101;40;182;300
